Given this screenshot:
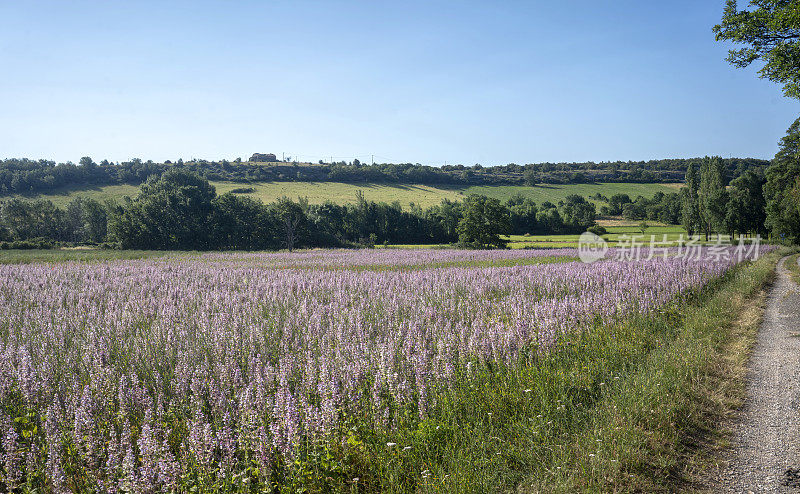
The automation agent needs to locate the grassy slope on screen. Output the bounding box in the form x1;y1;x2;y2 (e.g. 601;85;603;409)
465;182;681;205
10;181;679;209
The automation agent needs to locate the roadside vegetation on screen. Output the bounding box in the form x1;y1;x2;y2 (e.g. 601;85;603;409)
786;253;800;284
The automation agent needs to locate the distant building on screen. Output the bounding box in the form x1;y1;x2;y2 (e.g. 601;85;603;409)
249;153;277;162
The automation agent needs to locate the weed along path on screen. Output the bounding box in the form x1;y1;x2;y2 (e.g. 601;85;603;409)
719;256;800;492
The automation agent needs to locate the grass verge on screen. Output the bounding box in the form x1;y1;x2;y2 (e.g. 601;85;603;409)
786;252;800;284
528;248;788;492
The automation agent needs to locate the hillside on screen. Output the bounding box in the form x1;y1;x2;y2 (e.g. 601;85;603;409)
12;180;681;209
0;156;767;198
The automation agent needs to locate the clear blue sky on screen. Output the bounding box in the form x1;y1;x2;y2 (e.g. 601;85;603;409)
1;0;798;165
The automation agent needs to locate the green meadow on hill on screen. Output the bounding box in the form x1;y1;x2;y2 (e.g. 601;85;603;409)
14;180;680;209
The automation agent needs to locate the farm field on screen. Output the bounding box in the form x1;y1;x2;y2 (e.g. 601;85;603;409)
504;225;691;249
8;181;680;209
0;245;780;492
0;248;166;264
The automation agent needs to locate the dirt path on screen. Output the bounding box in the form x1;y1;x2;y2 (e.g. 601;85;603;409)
718;256;800;493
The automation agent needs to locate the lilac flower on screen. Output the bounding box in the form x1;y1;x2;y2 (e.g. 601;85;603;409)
2;415;22;490
0;245;773;484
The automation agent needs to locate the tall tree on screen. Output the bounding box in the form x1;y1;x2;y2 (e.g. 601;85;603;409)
273;197;306;251
714;0;800;99
456;195;510;249
765;117;800;243
559;194;596;233
681;163;702;236
727;169;767;236
110;170;216;249
698;157;729;239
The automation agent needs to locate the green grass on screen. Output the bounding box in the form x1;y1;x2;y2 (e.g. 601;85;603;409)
8;181;680;209
503;225;703;249
8;184;142;207
0;248;166;264
464;182;681;206
786;253;800;283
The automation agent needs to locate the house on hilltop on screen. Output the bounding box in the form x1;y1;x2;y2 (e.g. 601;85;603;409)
249;153;278;162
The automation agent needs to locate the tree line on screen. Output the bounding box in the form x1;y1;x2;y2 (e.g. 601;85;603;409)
0;170;597;251
0;156;769;197
709;0;800;244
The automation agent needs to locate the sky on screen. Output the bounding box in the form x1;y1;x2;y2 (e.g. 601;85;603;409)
1;0;798;166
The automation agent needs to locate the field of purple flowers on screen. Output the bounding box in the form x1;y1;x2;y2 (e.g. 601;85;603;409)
0;247;771;492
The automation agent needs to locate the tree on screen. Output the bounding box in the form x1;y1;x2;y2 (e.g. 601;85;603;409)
681;163;702;236
211;193;279;250
506;194;538;234
273;197;306;251
456;195;510;249
714;0;800;99
523;168;539;186
698;157;729;239
79;156;96;168
536;206;564;234
727;169;767;236
559;195;596;232
307;201;348;247
765;117;800;243
110;170;216;249
607;193;632;215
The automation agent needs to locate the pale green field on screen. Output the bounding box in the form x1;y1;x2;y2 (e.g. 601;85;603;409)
11;184;142;207
213;181;462;208
464;182;681;205
12;181;681;209
501;225;742;249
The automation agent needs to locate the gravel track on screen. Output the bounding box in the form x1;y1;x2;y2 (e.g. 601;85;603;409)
718;256;800;493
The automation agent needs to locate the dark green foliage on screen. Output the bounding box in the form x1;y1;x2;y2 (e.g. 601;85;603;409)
536;204;565;234
699;157;729;239
211;194;280;250
726;169;767;236
457;195;511;249
0;198;67;241
678;157;732;239
505;193;538;234
765;117;800;243
681;164;702;236
559;195;596;232
64;196;108;243
714;0;800;99
273;197;307;251
109;170;217;250
587;224;608;236
597;191;682;225
605;193;633;215
0;171;569;250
